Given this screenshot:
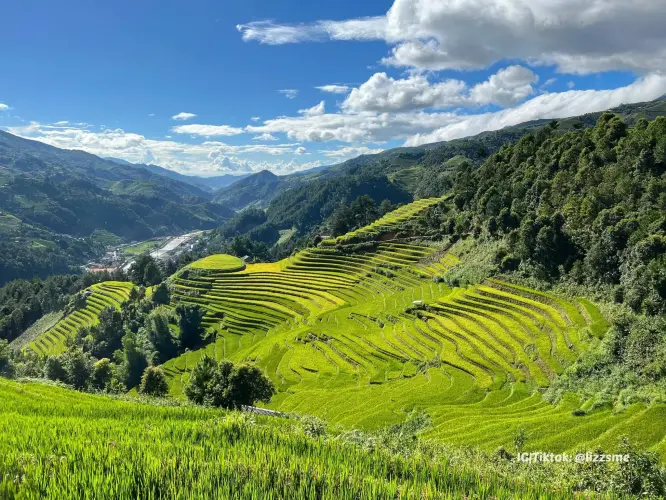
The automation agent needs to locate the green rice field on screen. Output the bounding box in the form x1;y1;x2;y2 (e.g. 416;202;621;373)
0;378;583;499
28;281;135;356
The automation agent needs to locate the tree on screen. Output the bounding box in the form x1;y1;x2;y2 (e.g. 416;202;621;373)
139;366;169;397
152;282;170;305
0;339;11;375
130;255;162;286
118;332;148;388
44;356;66;382
145;307;179;363
60;348;94;389
184;355;275;409
143;261;162;286
91;307;124;358
330;205;353;236
184;354;218;405
227;363;276;408
90;358;114;391
379;199;393;216
176;304;205;350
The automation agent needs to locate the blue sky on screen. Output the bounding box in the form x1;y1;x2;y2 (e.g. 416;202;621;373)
1;0;665;176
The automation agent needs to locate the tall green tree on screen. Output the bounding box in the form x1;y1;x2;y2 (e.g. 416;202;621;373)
176;304;205;350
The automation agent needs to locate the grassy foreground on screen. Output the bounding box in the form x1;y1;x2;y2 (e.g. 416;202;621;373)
0;378;588;499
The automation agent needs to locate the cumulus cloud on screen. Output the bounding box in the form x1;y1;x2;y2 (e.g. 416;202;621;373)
251;116;261;122
172;112;197;121
299;101;326;116
278;89;299;99
316;85;350;94
342;73;465;112
469;65;538;106
295;146;307;155
405;73;666;146
238;0;666;74
247;73;666;144
341;66;537;113
171;124;244;137
253;133;279;141
0;103;9;111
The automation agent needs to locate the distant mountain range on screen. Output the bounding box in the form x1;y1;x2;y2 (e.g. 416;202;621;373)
106;158;250;192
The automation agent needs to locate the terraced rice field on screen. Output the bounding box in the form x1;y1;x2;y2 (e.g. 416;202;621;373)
159;198;666;457
321;196;444;246
29;281;135;356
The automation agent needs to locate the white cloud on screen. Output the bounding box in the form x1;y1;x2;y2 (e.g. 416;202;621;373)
6;123;316;175
299;101;326;116
278;89;299;99
237;17;386;45
469;65;538;106
247;73;666;144
320;146;385;159
0;103;9;112
342;72;467;112
251;116;261;122
341;66;537;113
405;73;666;146
172;112;197;121
148;113;156;117
238;0;666;74
53;120;69;125
253;133;279;141
171;124;244;137
316;84;351;94
568;81;576;89
295;146;307;155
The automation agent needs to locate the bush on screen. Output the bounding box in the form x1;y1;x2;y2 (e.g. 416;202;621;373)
139;366;169;397
185;355;275;409
90;358;114;391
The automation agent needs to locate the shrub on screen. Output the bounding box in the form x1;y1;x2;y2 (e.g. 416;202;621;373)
90;358;114;391
185;355;275;409
139;366;169;397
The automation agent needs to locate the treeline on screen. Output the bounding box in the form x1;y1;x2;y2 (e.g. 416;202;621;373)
434;114;666;315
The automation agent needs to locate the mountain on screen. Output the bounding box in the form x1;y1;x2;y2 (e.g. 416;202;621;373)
213;170;283;210
217;96;666;244
106;158;249;192
0;131;236;284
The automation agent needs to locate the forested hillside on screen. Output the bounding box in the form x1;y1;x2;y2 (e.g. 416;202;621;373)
211;97;666;252
445;114;666;314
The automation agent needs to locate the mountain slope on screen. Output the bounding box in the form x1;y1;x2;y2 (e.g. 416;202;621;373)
213;170;282;209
